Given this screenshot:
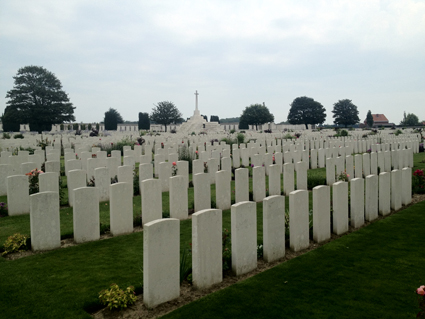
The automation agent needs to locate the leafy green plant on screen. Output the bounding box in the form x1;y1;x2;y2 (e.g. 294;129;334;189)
98;284;137;310
99;223;110;235
2;132;11;139
180;248;192;284
20;146;35;155
413;169;425;194
13;133;24;139
2;233;29;256
37;136;51;150
257;244;263;259
337;171;349;182
229;129;236;134
236;133;245;144
340;129;348;136
395;129;403;136
0;202;8;217
26;168;43;195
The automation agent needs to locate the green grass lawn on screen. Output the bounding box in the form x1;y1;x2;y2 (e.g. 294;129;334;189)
0;152;424;318
163;201;425;319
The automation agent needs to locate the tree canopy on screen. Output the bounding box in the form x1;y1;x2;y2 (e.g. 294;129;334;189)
331;99;360;127
239;103;274;130
400;112;419;126
287;96;326;129
210;115;220;123
2;65;75;133
104;108;123;130
138;112;150;130
150;101;182;132
366;110;374;128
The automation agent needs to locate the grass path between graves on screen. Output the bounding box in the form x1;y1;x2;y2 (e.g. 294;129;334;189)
162;201;425;319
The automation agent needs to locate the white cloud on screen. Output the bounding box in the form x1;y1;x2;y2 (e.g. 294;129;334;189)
0;0;424;124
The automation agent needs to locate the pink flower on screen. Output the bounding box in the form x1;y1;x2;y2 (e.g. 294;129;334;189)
172;162;177;166
417;286;425;295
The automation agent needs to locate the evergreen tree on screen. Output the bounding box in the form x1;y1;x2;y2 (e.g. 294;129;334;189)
104;108;123;130
366;110;374;128
138;112;150;130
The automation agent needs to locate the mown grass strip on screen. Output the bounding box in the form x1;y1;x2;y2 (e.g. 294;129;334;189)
162;201;425;319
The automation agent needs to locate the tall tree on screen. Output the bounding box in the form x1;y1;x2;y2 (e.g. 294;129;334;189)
331;99;360;127
150;101;182;132
104;108;123;130
400;112;419;126
210;115;220;123
366;110;374;128
238;117;249;130
239;103;274;131
287;96;326;129
138;112;150;130
1;105;20;132
3;65;75;133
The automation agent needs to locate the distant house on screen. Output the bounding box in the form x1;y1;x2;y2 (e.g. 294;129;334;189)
364;114;393;127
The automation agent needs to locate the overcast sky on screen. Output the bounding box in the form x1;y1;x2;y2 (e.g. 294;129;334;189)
1;0;424;125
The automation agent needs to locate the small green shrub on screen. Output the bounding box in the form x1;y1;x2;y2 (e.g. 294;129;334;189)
229;129;236;134
180;248;192;284
283;133;293;140
0;202;8;217
257;244;263;259
13;133;24;139
413;169;425;194
20;146;35;155
236;133;245;144
2;132;11;139
98;284;137;310
2;233;29;256
340;129;348;136
395;129;403;136
26;168;43;195
99;223;110;235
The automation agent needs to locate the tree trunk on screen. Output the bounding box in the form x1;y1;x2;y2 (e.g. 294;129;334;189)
164;124;167;132
305;123;308;129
